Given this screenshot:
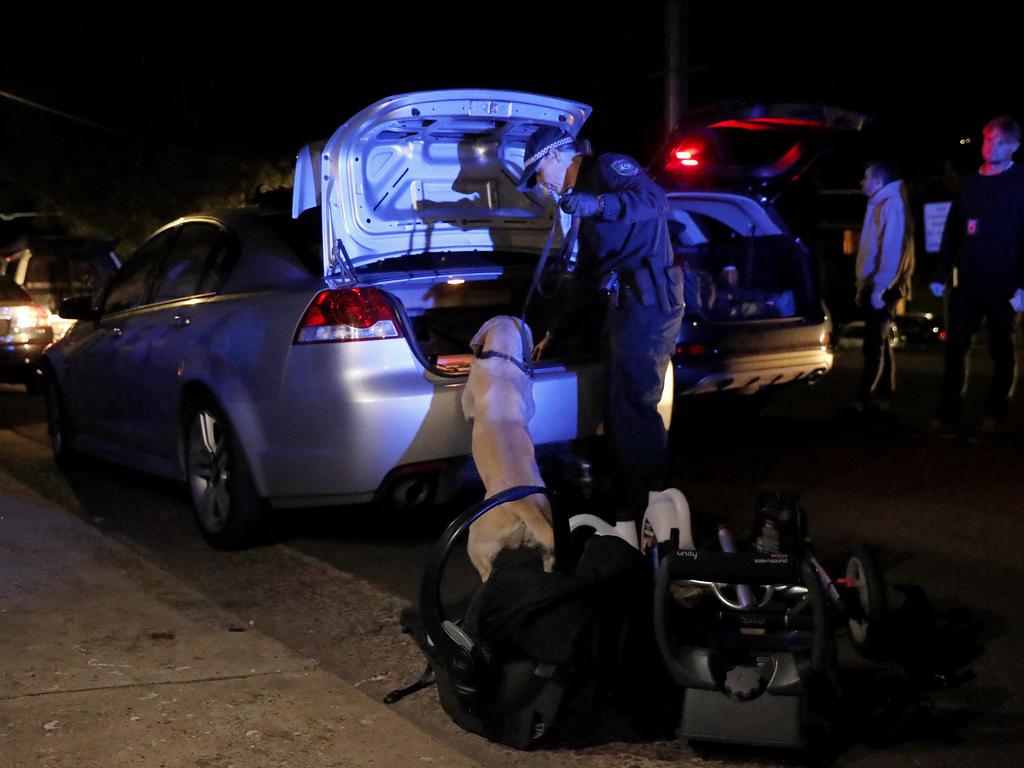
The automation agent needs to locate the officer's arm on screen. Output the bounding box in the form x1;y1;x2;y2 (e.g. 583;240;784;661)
596;158;668;223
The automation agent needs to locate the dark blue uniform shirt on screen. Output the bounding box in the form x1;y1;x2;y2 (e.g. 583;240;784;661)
573;153;673;278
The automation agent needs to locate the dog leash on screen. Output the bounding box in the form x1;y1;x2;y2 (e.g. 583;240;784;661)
521;213;566;321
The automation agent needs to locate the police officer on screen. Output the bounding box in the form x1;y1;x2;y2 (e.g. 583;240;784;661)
518;126;685;530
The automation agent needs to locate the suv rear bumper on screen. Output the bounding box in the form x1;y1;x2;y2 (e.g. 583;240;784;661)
676;346;833;395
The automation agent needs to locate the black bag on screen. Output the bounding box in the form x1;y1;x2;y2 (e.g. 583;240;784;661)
409;486;644;749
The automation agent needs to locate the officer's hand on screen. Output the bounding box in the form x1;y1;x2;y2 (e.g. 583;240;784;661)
531;331;554;361
929;281;946;298
560;193;601;217
1011;288;1024;313
870;289;886;311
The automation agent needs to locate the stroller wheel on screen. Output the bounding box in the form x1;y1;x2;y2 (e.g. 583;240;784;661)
844;545;887;657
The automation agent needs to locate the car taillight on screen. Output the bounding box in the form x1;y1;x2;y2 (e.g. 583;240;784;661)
294;287;403;344
11;305;50;330
675;343;710;357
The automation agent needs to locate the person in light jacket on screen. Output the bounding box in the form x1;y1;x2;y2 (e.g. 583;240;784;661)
853;160;915;411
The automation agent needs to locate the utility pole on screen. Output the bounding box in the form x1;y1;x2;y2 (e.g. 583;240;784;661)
664;0;689;134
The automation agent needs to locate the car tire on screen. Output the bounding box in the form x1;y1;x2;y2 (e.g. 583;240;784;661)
44;373;77;469
184;397;275;549
25;370;43;396
845;544;887;658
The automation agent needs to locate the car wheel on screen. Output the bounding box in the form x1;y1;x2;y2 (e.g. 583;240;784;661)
25;370;43;396
44;373;76;469
845;544;887;657
184;398;274;549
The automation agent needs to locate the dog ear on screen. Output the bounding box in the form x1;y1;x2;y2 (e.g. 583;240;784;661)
469;317;499;355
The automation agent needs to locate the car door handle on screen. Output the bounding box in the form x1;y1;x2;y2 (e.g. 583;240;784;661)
171;315;191;328
109;326;123;338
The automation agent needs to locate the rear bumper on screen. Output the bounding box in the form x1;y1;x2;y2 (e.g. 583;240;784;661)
675;346;833;395
248;342;603;504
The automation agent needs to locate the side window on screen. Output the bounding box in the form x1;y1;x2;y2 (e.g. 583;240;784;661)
149;223;224;304
103;231;174;314
196;236;232;295
70;251;118;306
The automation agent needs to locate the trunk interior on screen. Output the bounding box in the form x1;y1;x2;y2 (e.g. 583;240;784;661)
364;255;587;376
668;198;820;324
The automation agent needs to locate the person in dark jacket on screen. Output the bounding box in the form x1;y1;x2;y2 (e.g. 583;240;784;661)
930;116;1024;435
517;126;685;529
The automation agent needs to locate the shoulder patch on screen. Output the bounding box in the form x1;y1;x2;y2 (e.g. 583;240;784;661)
610;158;639;177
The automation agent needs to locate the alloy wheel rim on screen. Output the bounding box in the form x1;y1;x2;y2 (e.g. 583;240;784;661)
188;410;231;533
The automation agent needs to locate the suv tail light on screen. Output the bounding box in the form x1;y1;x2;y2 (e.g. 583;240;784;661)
675;343;711;358
672;147;701;167
294;287;403;344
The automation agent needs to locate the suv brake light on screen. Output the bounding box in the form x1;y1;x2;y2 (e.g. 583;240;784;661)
294;287;402;344
667;142;702;171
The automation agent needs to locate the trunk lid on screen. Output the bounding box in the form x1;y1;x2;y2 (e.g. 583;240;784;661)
292;89;591;279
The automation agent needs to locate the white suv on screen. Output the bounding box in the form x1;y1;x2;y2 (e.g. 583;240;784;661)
1;237;120;340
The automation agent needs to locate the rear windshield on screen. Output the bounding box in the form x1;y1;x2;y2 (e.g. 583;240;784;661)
355;250;539;276
260;209;322;275
267;208;539;278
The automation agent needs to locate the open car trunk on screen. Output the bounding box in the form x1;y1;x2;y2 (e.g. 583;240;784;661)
668;193;822;325
354;252;583;375
290;89;597;374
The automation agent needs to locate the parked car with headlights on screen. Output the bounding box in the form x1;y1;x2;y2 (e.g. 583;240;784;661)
892;311;946;351
0;277;53;392
43;90;643;549
1;236;120;341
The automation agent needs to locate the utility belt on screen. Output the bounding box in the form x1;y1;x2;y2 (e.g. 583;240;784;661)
600;258;686;313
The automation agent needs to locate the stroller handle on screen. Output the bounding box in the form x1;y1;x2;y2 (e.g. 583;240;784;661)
663;550;803;585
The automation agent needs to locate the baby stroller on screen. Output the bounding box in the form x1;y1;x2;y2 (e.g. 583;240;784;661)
652;491;886;749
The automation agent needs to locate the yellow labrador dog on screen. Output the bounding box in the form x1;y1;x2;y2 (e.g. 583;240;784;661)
461;316;554;581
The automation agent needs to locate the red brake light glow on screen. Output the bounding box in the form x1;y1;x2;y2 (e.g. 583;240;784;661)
709;118;829;131
675;343;710;357
295;287;402;343
668;143;701;170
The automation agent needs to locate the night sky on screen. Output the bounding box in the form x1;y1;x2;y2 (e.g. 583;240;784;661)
2;4;1020;245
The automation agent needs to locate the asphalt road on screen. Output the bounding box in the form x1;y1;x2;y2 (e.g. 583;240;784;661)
1;346;1021;767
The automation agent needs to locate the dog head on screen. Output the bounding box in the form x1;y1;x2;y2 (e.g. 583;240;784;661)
468;315;534;360
463;316;536;423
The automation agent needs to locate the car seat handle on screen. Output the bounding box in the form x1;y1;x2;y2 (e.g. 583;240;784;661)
418;485;567;666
